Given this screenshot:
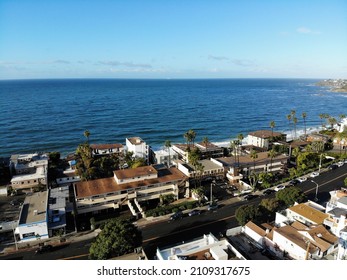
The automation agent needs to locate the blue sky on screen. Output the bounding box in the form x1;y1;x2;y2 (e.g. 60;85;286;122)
1;0;346;79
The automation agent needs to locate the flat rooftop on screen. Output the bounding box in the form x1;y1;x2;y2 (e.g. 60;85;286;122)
19;191;47;225
114;166;158;180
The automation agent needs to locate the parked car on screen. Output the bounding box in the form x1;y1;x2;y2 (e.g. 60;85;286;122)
274;185;286;192
207;204;218;211
170;211;183;220
188;209;201;216
244;194;257;200
297;177;307;183
35;245;53;254
289;179;299;185
310;172;319;178
9;200;21;206
263;189;275;195
337;161;344;167
328;164;338;170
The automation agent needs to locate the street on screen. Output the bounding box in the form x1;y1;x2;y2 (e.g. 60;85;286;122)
1;164;347;260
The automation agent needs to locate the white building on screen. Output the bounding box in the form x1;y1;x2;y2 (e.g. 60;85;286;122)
90;143;124;156
74;165;188;216
16;191;49;242
275;202;329;227
247;130;286;150
156;233;244;260
56;169;81;187
126;137;149;164
14;187;71;243
153;148;178;166
272;223;338;260
177;159;224;181
172;142;224;163
10;153;48;191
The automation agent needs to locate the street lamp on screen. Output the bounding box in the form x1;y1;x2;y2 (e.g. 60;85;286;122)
210;180;215;205
311;180;319;202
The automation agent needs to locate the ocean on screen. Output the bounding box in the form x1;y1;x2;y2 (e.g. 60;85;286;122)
0;78;346;158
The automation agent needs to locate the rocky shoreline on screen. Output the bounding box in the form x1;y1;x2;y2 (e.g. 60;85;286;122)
316;79;347;92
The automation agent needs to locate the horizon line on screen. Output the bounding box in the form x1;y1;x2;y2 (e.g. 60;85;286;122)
0;77;334;82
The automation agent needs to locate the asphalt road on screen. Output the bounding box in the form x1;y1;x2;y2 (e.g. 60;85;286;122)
1;164;347;260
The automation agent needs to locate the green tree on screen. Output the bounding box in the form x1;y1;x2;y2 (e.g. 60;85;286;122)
191;187;205;203
89;218;142;260
131;158;146;168
287;114;292;137
250;149;258;172
344;176;347;187
235;204;260;226
267;148;277;172
84;130;91;143
275;187;307;207
260;198;280;213
269;121;276;141
248;171;258;191
258;172;273;189
328;117;337;129
202;136;209;150
293;116;298;140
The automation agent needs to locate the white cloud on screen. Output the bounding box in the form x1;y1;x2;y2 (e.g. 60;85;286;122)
296;27;321;35
297;27;311;34
98;60;152;69
208;55;229;61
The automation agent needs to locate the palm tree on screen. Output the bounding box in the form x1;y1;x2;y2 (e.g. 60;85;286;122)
237;133;244;164
328;117;337;129
339;114;346;130
237;133;244;146
183;131;191;146
269;121;276;141
202;136;209;150
267;148;276;173
302;112;307;138
287;114;292;138
164;140;172;167
293;116;298;140
319;113;325;130
229;140;238;166
188;129;196;145
84;130;90;143
250;149;258;172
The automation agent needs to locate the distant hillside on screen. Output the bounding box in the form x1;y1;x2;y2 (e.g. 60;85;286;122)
316;79;347;92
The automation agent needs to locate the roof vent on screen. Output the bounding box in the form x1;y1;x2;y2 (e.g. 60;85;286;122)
33;210;38;215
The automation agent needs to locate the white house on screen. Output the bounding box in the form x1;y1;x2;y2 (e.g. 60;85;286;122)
10;153;48;191
248;130;286;150
156;233;244;260
56;169;81;187
15;187;71;243
16;191;49;243
90;143;124;156
153;148;178;166
126;137;149;164
275;202;329;227
177;159;224;181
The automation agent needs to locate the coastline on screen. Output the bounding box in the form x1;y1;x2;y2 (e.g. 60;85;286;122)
316;79;347;93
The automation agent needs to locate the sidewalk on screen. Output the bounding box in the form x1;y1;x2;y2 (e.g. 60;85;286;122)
136;195;241;228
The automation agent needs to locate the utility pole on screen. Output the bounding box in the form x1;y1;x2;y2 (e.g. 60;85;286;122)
210;180;215;205
311;180;319;202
